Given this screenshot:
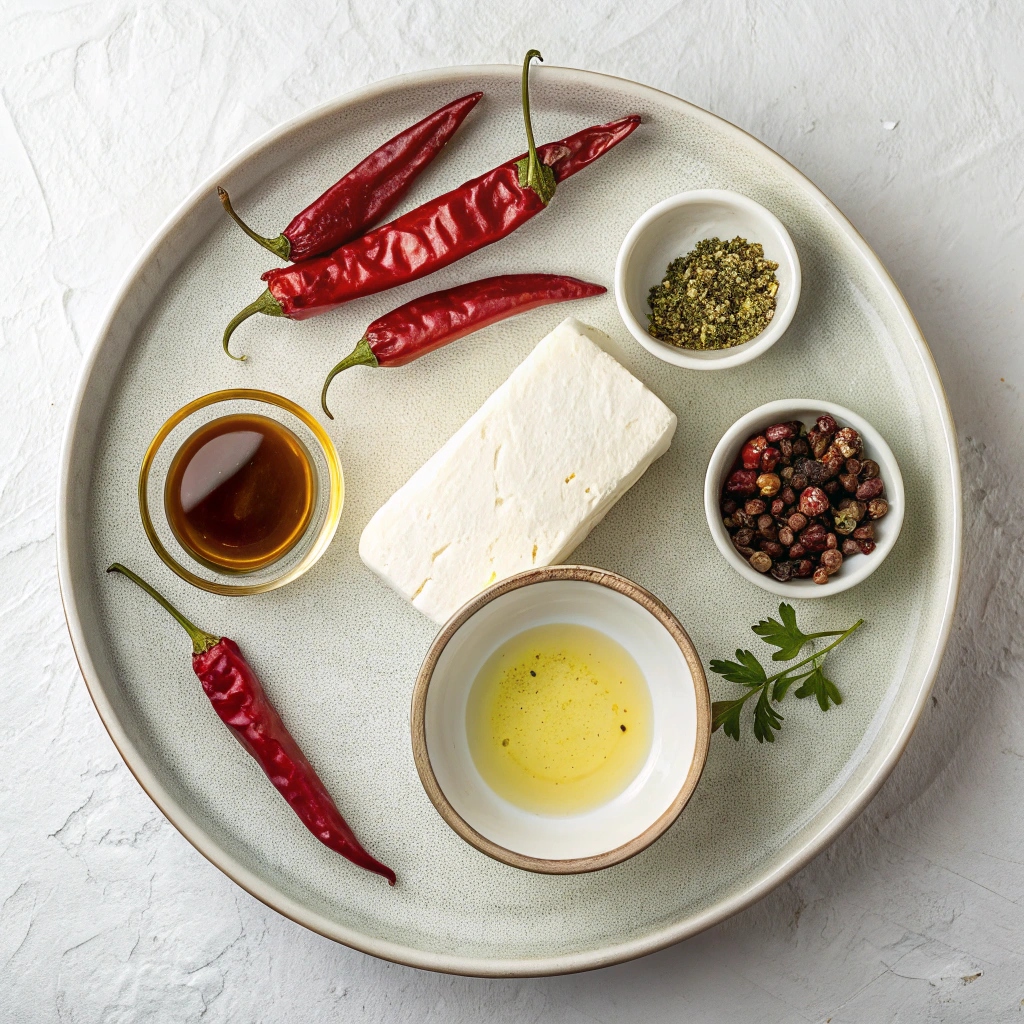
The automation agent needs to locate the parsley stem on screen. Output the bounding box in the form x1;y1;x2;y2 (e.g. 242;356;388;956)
729;619;864;709
729;673;791;710
767;619;864;683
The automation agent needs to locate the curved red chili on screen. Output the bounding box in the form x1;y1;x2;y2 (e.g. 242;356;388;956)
217;92;482;262
222;51;640;359
320;273;606;417
106;564;396;886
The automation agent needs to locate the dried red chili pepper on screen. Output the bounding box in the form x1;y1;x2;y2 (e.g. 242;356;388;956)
222;51;640;358
320;273;605;417
107;564;396;886
217;92;482;262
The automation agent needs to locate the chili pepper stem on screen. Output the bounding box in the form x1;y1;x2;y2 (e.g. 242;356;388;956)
516;50;557;204
321;337;378;419
107;563;221;655
217;187;292;261
223;289;285;360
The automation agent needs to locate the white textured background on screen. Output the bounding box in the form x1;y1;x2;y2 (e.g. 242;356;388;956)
2;1;1021;1020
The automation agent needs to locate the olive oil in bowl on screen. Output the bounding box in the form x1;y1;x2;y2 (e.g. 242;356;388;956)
165;413;316;573
466;623;652;816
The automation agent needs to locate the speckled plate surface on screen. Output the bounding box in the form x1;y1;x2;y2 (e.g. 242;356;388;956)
57;63;960;977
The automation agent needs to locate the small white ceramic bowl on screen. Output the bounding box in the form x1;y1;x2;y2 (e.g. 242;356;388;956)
615;190;801;370
705;400;905;597
411;566;710;874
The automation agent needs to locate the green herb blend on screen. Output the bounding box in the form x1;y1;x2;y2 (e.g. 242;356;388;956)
647;236;779;350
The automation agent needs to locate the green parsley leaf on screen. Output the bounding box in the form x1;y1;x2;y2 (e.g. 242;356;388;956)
708;604;864;746
793;662;843;712
752;603;812;661
771;670;806;702
752;686;783;743
711;699;745;741
708;649;767;688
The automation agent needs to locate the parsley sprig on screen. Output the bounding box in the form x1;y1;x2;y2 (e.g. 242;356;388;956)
710;604;864;743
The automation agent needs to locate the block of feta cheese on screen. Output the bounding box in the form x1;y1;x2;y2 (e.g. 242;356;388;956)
359;317;677;623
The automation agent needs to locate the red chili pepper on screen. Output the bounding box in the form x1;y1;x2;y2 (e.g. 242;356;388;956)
320;274;605;417
107;564;396;886
216;92;482;262
222;51;640;358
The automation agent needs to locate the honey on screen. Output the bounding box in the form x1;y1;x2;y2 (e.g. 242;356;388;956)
165;413;315;573
466;623;652;816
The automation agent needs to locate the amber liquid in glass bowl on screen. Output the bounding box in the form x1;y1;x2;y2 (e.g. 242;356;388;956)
164;413;316;573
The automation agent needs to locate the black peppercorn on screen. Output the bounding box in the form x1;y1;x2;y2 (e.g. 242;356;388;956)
771;561;794;581
734;527;755;547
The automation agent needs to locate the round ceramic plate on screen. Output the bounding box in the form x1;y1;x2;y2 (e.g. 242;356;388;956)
57;63;960;977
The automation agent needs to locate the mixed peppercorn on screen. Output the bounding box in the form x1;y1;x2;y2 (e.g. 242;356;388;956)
720;415;889;584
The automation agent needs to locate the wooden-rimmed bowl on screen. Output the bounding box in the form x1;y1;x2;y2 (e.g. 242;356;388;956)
411;565;711;874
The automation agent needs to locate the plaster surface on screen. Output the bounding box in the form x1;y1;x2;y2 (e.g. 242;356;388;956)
2;1;1021;1020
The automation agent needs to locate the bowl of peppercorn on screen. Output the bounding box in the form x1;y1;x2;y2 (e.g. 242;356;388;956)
704;400;904;596
615;190;800;370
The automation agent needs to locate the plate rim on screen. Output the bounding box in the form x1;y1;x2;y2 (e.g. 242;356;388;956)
56;60;963;978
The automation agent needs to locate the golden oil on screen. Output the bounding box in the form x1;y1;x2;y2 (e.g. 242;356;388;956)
466;623;652;815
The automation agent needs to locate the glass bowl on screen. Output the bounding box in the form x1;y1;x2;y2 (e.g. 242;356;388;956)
704;399;904;597
138;389;343;595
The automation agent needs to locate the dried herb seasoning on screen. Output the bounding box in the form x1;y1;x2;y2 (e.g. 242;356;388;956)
646;236;779;350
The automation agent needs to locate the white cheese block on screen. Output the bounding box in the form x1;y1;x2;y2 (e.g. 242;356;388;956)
359;317;677;624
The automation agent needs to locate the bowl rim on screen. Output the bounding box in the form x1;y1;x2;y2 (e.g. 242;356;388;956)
138;388;344;596
614;188;802;370
410;564;711;874
704;399;906;597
